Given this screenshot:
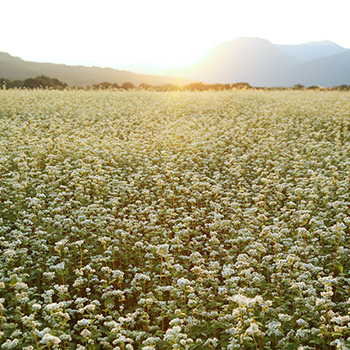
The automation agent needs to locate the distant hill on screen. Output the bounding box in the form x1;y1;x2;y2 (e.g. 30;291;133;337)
166;37;350;87
268;50;350;87
277;41;348;62
0;52;192;87
2;37;350;88
167;37;299;86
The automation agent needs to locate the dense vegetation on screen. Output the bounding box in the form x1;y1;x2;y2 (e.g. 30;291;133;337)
2;75;350;91
0;90;349;349
0;75;68;90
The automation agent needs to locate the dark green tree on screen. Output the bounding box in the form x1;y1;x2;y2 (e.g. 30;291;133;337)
121;82;135;90
23;75;67;89
293;84;305;90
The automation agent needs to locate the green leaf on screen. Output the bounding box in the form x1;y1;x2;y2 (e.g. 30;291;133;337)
334;262;343;273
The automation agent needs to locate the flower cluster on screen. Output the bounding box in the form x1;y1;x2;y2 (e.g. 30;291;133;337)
0;89;349;349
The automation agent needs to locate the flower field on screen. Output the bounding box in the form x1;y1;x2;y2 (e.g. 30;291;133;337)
0;89;349;349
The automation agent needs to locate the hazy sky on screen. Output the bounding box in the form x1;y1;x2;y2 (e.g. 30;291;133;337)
1;0;350;68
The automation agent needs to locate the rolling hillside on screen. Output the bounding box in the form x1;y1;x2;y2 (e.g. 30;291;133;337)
0;52;192;87
268;50;350;87
167;37;350;87
277;40;348;62
168;37;299;86
1;37;350;87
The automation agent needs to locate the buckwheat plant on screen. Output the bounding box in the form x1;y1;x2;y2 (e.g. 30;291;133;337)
0;89;349;349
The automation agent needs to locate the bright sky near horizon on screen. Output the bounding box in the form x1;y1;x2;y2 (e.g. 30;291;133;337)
2;0;350;69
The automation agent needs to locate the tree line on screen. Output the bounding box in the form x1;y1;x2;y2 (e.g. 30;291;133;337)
0;76;252;91
1;75;350;91
1;75;68;90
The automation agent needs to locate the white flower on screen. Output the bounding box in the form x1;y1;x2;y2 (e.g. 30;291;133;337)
32;303;42;311
1;339;19;349
77;318;92;326
156;244;169;256
246;323;260;335
15;281;28;290
81;329;91;338
164;326;182;342
177;277;190;288
40;333;61;345
266;321;283;337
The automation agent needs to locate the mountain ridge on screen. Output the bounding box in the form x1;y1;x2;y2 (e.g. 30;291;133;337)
0;52;193;87
268;50;350;87
277;40;348;62
1;37;350;87
166;37;350;87
167;37;300;85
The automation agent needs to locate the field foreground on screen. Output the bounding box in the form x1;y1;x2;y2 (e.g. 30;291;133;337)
0;90;349;349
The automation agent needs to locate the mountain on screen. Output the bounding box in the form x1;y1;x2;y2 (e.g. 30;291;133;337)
2;37;350;88
0;52;192;87
166;37;350;87
278;41;348;62
268;50;350;87
168;37;299;86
